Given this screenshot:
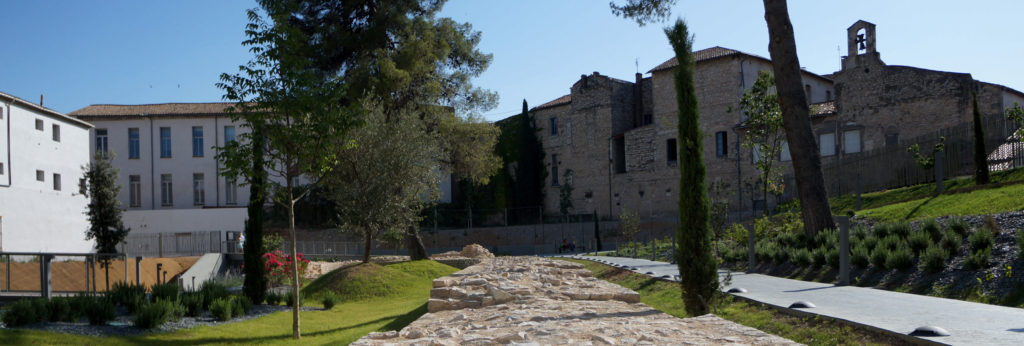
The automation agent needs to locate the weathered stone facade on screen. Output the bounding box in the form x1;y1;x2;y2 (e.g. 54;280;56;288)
520;20;1024;221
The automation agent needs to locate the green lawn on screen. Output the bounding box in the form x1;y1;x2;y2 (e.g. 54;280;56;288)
0;260;457;345
564;259;909;346
827;167;1024;221
856;182;1024;222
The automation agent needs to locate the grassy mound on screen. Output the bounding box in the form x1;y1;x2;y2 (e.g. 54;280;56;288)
302;260;457;301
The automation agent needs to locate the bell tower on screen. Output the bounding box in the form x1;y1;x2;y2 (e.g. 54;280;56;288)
842;20;882;70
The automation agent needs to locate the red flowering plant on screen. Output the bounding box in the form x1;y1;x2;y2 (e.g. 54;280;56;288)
262;250;310;287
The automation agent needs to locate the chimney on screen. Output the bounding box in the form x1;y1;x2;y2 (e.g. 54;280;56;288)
39;94;44;107
633;73;643;127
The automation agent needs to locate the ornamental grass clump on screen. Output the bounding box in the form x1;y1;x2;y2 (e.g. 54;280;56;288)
907;231;931;256
85;298;116;326
870;246;890;268
811;247;827;268
921;219;942;242
969;228;994;252
46;297;72;323
266;292;282;305
851;244;871;268
886;246;914;270
181;292;204;317
940;230;963;254
967;248;991;270
133;299;180;329
209;297;234;322
150;282;180;303
2;299;40;327
921;245;949;273
890;221;912;239
790;248;811;267
947;217;970;238
321;293;337;310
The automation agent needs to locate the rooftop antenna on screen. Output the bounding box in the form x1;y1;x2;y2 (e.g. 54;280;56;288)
837;44;841;70
635;58;639;74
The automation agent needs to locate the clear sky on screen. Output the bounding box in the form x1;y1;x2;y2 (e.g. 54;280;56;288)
3;1;1023;122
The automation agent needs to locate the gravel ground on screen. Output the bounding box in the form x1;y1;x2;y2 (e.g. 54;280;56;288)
1;304;320;338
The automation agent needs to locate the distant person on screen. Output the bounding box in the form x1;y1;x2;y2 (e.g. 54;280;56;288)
237;232;245;252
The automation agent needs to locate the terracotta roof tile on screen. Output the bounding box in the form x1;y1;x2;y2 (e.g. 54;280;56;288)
71;102;235;117
649;46;750;72
532;94;571;111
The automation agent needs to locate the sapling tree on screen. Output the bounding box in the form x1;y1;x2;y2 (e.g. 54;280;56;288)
82;151;130;291
738;71;786;216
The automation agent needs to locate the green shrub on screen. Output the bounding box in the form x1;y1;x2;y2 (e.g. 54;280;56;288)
2;299;40;327
284;291;297;308
770;243;789;263
825;247;840;268
199;281;231;309
151;282;180;303
209;297;233;322
775;232;799;248
861;236;879;252
266;292;281;306
852;224;869;241
231;298;244;317
236;295;252;315
814;229;838;249
947;217;970;238
872;223;891;239
877;235;902;251
907;231;931;256
180;292;204;317
920;245;949;273
789;248;811;267
321;293;337;310
966;248;991;269
134;299;178;329
68;294;94;322
940;230;963;254
85;298;116;326
851;244;871;268
46;297;72;322
921;219;942;242
870;246;890;268
969;229;994;252
886;246;914;270
810;247;827;268
890;221;912;239
108;281;146;313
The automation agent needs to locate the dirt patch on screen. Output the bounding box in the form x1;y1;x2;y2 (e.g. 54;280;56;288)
0;256;198;292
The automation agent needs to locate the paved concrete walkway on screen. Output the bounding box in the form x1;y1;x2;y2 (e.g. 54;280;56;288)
565;255;1024;346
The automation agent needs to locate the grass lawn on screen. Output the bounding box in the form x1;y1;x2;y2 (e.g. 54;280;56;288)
856;181;1024;222
0;260;458;345
830;167;1024;215
565;259;910;346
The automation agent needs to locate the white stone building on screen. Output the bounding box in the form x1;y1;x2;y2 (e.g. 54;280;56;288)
0;91;95;252
70;103;249;237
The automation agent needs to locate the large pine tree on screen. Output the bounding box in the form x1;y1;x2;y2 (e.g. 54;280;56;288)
667;19;718;316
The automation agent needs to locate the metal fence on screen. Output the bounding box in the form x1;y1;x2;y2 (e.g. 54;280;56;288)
124;230;242;258
814;115;1022;197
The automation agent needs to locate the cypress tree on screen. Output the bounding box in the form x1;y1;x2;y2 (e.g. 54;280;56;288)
972;92;990;185
667;19;718;316
515;99;546;208
243;123;267;304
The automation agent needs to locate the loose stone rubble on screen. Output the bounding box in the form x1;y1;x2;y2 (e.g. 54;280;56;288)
430;244;495;269
353;256;799;345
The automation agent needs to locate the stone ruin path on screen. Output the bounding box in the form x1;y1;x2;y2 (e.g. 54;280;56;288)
352;256;799;345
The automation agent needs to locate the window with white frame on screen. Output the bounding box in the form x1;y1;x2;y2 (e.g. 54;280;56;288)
193;173;205;206
192;126;204;157
843;130;862;153
95;129;108;157
819;133;836;156
128;128;140;159
160;127;172;158
129;175;142;208
160;174;173;206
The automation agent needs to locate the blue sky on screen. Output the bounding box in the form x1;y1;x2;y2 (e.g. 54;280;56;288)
3;1;1022;122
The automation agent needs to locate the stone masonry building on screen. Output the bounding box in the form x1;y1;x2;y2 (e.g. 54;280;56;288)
522;20;1024;221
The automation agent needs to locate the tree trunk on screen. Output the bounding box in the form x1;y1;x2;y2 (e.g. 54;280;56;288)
288;186;300;339
363;229;373;263
762;0;834;236
405;225;428;260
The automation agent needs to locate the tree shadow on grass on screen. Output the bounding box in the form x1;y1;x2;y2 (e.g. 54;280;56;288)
903;196;938;220
127;312;411;345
